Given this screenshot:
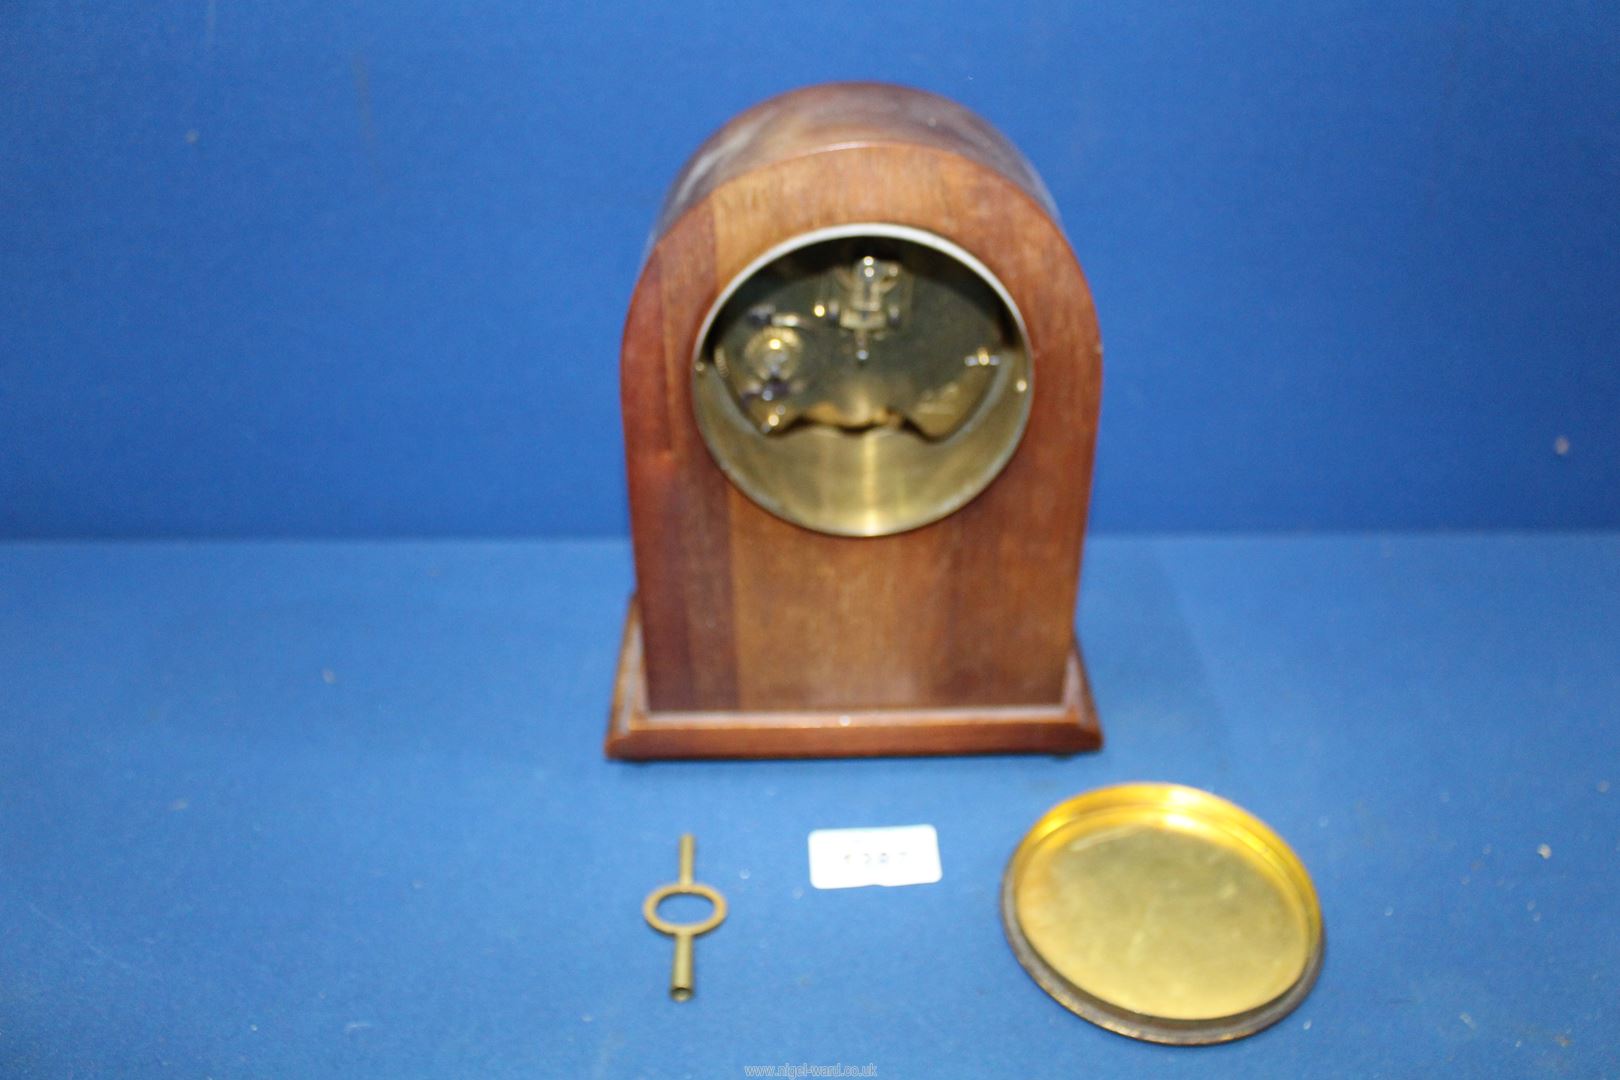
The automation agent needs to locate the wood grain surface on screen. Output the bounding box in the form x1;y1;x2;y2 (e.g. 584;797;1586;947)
612;83;1102;757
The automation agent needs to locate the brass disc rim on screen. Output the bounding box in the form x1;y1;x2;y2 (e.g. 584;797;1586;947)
1001;783;1325;1045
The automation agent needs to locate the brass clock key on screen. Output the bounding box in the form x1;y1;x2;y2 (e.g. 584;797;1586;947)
642;834;727;1001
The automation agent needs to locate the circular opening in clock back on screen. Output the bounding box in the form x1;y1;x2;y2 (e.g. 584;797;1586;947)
692;224;1033;537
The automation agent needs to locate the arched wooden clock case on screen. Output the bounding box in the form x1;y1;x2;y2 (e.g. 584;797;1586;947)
607;83;1103;759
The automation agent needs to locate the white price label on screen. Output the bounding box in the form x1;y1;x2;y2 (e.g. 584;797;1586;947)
807;824;942;890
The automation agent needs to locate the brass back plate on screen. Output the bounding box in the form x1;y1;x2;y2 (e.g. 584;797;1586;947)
692;224;1031;537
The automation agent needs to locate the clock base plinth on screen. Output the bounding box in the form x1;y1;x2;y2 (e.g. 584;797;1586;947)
605;600;1101;761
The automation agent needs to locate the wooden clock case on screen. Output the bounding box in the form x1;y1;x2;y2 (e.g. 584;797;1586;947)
607;83;1103;760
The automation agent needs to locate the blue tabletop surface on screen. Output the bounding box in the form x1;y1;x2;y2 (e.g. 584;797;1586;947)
1;534;1616;1078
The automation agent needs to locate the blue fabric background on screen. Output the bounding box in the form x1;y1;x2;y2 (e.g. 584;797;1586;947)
3;0;1617;537
3;5;1618;1077
2;536;1616;1076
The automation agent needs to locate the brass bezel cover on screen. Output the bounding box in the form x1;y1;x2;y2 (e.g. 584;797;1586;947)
1001;783;1325;1044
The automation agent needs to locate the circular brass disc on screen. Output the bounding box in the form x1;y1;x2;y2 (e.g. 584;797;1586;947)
1001;783;1324;1044
692;224;1032;537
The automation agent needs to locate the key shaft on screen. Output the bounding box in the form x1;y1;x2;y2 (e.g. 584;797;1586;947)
643;833;727;1002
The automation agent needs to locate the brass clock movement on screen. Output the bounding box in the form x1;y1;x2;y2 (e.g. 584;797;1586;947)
692;223;1033;537
608;82;1103;759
